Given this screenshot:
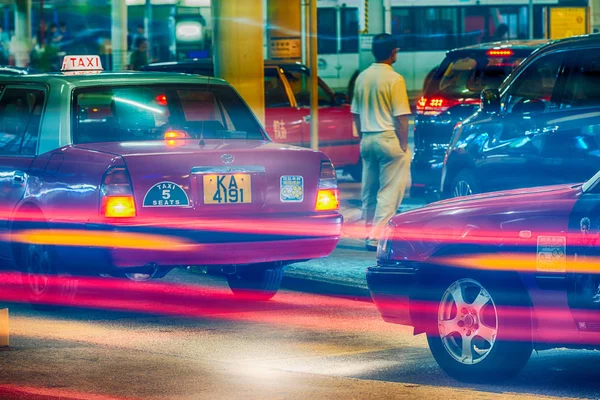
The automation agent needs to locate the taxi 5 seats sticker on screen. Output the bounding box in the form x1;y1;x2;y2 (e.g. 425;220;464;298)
280;176;304;202
143;181;190;207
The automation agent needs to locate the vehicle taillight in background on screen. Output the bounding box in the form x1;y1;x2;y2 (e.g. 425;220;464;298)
417;96;480;116
315;160;339;212
100;167;136;218
487;49;514;57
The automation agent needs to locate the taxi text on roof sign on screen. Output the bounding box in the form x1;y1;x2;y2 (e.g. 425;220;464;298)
61;55;103;72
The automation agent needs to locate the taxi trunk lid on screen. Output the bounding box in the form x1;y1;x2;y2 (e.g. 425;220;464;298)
75;140;323;217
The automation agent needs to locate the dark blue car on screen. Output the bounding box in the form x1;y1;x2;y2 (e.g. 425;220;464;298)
412;40;546;201
442;34;600;198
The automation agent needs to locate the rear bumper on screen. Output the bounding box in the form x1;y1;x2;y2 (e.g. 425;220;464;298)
55;212;342;270
366;262;419;326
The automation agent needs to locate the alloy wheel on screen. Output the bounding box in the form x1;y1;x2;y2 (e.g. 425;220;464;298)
437;278;498;365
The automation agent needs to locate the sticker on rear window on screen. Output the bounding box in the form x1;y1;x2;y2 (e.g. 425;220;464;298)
280;176;304;203
536;236;566;273
143;181;190;207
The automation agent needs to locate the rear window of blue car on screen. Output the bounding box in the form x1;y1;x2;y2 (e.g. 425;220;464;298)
426;54;526;98
72;84;266;144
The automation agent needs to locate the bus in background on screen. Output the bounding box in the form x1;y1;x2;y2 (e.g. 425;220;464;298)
317;0;588;99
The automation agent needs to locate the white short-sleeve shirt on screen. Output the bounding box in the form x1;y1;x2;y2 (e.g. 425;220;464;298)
351;63;411;133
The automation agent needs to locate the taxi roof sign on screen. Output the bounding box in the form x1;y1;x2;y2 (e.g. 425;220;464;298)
61;55;103;72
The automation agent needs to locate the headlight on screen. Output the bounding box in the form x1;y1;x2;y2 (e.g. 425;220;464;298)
377;221;396;260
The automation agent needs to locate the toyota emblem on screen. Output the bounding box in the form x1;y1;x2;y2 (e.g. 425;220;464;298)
221;154;234;164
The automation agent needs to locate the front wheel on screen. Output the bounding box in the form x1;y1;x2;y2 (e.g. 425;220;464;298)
226;266;284;301
426;274;532;382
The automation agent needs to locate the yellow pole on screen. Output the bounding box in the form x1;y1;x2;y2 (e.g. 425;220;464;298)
212;0;265;125
111;0;128;71
309;0;319;151
267;0;301;62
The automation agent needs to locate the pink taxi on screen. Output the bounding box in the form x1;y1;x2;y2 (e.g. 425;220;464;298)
0;56;342;304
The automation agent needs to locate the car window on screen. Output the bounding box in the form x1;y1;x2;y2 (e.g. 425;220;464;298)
427;55;524;98
73;85;265;143
283;69;333;107
503;53;564;114
0;87;44;156
560;51;600;109
265;68;291;108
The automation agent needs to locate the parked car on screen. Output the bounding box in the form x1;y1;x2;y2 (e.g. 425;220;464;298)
141;59;362;180
368;171;600;382
412;40;547;201
0;55;342;307
442;34;600;198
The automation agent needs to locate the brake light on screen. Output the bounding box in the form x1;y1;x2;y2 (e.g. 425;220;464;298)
155;94;168;106
417;97;456;116
316;189;339;212
487;49;513;57
164;130;190;139
102;196;136;218
100;167;136;218
417;97;480;116
316;160;339;211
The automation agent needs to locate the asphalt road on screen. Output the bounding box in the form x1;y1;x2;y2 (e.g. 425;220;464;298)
1;263;600;400
1;176;600;400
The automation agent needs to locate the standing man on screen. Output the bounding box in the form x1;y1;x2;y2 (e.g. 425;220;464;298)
351;33;411;251
128;37;149;70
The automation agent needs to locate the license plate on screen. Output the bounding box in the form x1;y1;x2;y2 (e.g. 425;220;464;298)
203;174;252;204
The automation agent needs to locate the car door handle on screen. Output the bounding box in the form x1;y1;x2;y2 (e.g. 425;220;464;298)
12;171;25;184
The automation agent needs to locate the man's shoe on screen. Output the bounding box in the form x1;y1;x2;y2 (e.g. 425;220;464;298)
365;239;378;252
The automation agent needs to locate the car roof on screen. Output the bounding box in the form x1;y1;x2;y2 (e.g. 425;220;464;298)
0;71;228;86
448;39;550;56
144;59;307;70
532;33;600;54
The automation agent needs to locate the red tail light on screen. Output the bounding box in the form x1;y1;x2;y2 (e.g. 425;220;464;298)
417;96;480;116
155;94;168;106
100;167;136;218
315;160;339;212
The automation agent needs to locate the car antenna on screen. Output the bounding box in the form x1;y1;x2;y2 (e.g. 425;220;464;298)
199;76;209;147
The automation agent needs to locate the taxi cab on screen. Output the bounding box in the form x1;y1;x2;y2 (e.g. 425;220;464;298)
141;60;362;180
368;172;600;382
0;56;342;304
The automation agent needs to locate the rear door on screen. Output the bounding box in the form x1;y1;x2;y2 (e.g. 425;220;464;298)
0;86;45;259
479;52;567;192
567;175;600;330
541;49;600;185
263;66;305;147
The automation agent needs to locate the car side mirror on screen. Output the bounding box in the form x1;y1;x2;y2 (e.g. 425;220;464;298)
480;89;500;114
334;92;349;105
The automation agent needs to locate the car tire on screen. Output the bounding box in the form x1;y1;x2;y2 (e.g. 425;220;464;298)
20;242;78;310
425;271;532;383
451;169;480;198
226;266;284;301
347;160;363;182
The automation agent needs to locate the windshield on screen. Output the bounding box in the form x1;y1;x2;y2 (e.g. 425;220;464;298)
427;54;525;98
583;170;600;193
73;85;265;144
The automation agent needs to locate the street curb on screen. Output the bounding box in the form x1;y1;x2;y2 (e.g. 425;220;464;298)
281;274;372;303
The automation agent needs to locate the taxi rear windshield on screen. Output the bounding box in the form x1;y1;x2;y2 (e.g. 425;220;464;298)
72;85;265;144
426;54;525;98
